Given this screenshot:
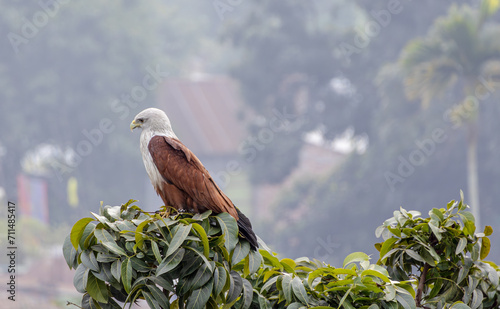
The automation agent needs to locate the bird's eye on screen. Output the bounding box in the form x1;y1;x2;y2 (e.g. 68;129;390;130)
137;118;144;123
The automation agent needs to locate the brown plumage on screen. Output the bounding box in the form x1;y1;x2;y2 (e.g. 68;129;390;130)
131;108;258;249
148;135;238;219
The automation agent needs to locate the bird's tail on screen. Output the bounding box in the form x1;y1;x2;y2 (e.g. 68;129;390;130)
236;208;258;250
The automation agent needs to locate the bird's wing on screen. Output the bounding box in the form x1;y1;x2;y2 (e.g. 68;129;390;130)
148;135;238;218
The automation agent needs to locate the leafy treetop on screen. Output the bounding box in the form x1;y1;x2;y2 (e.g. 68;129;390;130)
64;194;499;309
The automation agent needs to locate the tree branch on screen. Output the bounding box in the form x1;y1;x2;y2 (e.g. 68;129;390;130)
416;263;430;308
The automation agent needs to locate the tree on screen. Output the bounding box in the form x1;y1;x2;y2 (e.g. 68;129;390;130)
223;0;364;184
257;1;500;270
224;0;473;186
64;195;500;308
398;0;500;228
0;1;215;222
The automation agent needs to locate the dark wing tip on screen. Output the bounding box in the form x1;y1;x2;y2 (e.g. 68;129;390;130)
236;208;259;250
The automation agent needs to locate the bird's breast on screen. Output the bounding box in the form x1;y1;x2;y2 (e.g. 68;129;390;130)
140;132;164;191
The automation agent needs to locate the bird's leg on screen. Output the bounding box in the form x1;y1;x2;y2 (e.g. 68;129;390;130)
161;208;170;218
160;206;178;218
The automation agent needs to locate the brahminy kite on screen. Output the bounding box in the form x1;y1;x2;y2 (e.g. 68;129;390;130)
130;107;258;249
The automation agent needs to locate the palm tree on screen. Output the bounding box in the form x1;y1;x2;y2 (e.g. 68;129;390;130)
399;0;500;228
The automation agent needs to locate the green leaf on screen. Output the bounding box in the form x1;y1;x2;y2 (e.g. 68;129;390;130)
94;228;127;256
216;213;239;252
428;221;443;241
121;257;133;294
116;220;137;232
375;226;385;238
471;289;483;309
361;269;390;283
379;238;398;263
484;263;499;287
86;272;108;304
191;223;210;258
449;301;471;309
74;264;90;294
394;292;415;309
344;252;370;267
420;248;437;266
291;276;309;304
135;219;150;250
428;246;441;263
103;205;122;221
405;249;425;263
232;241;251;265
459;212;476;235
337;285;354;308
63;234;78;269
480;237;491;260
457;260;472;284
245;249;263;275
71;218;95;249
146;284;170;309
484;225;493;236
191;261;215;291
213;266;228;297
80;223;97;250
260;250;282;269
156;248;185;276
430;208;444;221
92;212;112;225
456;238;467;255
96;252;117;263
206;297;218;309
130;257;150;272
281;258;297;274
110;259;121;282
151;241;162;264
261;275;279;293
148;275;174;293
282;274;293;304
187;279;213;309
185;246;214;272
142;291;162;309
227;271;243;304
192;210;212;221
81;293;100;309
81;250;100;272
387;227;401;237
166;223;191;258
258;294;272;309
241;278;253;309
472;243;480;261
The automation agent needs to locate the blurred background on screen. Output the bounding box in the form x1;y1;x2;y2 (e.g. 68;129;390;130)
1;0;500;307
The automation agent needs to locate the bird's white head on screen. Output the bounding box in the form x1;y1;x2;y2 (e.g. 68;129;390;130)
130;108;176;137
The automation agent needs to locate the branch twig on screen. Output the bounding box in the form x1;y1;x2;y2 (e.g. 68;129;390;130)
415;263;430;308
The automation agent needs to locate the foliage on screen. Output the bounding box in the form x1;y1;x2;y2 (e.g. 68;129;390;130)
64;200;415;309
65;194;500;309
0;1;222;223
376;193;500;308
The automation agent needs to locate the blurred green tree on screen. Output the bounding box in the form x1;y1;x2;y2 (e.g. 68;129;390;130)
0;1;215;223
262;0;500;265
399;0;500;228
224;0;471;185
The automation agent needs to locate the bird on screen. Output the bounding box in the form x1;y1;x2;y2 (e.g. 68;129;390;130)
130;107;258;250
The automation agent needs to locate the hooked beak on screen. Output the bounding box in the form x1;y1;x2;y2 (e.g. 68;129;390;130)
130;120;141;132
